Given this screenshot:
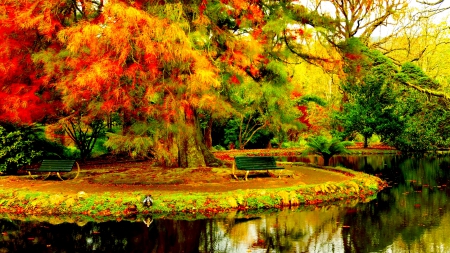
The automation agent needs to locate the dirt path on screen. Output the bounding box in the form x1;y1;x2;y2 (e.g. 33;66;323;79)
1;161;350;194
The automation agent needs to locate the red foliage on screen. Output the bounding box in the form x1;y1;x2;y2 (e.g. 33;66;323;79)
0;1;66;125
348;142;396;150
199;0;208;15
229;75;240;85
297;105;311;128
291;91;311;128
345;53;362;60
182;101;194;119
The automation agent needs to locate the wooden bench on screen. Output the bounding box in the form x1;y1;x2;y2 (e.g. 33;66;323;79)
232;156;284;180
27;160;80;180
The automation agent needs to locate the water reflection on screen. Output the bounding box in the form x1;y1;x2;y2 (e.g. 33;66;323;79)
1;155;450;252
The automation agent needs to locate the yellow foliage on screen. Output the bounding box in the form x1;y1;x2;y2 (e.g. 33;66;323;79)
50;194;65;206
30;199;46;208
49;217;64;225
235;194;244;205
227;197;238;208
289;191;299;205
346;181;360;194
314;185;321;193
277;191;289;205
64;198;76;208
15;193;27;201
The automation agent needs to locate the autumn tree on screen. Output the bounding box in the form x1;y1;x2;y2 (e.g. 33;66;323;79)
26;1;228;167
2;0;311;164
0;1;64;124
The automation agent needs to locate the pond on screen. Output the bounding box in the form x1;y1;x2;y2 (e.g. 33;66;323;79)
1;154;450;252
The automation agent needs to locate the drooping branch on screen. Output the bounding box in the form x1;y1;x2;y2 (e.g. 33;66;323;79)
416;0;444;5
71;0;84;21
282;29;335;66
398;80;450;101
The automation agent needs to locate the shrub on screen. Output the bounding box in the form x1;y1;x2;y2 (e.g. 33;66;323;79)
304;135;353;166
0;125;42;174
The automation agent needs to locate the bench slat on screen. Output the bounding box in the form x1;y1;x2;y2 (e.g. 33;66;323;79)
27;159;80;180
234;156;283;170
232;156;284;180
37;160;76;172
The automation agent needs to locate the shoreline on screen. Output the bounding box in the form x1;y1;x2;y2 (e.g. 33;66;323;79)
0;165;387;223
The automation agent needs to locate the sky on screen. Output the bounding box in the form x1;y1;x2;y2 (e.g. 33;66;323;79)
299;0;450;38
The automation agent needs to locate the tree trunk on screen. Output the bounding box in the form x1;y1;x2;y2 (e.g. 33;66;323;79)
204;117;213;149
178;115;222;168
122;110;132;135
178;123;205;168
323;154;332;166
364;135;369;148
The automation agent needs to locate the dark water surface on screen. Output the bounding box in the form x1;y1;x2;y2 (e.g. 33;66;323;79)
1;154;450;252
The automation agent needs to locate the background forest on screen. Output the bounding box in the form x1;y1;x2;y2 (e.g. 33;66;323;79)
1;0;450;172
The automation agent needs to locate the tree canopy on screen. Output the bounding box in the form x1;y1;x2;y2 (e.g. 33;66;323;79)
1;0;450;165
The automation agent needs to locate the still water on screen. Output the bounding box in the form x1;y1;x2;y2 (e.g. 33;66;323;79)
1;154;450;253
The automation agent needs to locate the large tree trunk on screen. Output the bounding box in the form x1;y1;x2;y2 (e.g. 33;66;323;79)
178;124;206;168
178;115;222;168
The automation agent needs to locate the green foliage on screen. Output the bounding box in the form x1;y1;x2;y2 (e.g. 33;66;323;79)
304;136;352;166
384;62;450;152
0;125;42;174
63;117;105;160
337;39;450;152
387;94;450;151
104;133;155;159
91;136;109;158
212;145;226;151
295;94;327;107
63;146;81;159
396;63;440;89
335;39;405;148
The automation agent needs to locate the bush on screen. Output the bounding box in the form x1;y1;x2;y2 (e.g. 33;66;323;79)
304;135;353;166
212;145;226;151
0;125;43;174
0;124;78;174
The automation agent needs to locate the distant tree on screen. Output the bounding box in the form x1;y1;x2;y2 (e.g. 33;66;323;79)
63;116;105;160
335;42;404;147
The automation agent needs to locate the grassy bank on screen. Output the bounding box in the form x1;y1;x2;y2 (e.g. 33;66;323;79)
0;165;386;221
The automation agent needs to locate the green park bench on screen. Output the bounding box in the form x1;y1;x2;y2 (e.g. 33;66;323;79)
27;160;80;180
232;156;284;181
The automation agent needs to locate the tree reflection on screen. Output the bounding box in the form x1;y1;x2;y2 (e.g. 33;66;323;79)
1;155;450;252
0;217;209;252
341;154;450;252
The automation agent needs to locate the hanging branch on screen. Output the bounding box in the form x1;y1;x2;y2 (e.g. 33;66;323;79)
282;29;332;66
397;80;450;101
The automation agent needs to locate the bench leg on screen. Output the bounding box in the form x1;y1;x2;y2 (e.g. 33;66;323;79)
28;171;38;180
57;172;64;181
244;171;249;181
73;162;80;179
232;162;238;180
42;172;51;180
